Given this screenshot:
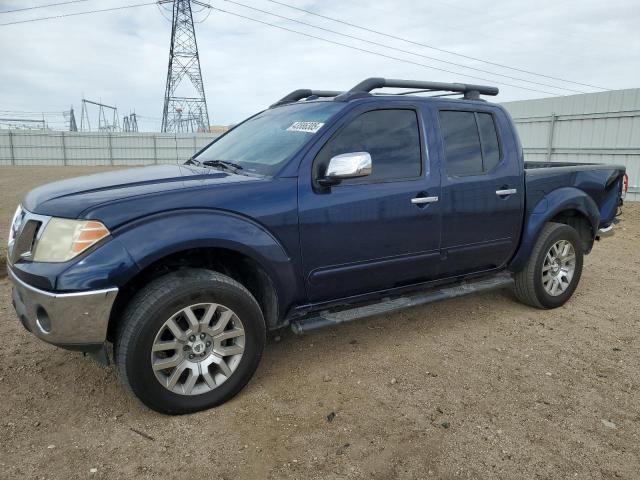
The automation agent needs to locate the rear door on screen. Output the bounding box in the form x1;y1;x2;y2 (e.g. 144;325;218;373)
297;104;442;302
436;106;523;275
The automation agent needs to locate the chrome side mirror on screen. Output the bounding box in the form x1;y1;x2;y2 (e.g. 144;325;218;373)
320;152;372;185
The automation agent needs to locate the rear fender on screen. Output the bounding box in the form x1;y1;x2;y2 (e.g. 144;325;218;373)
509;187;600;272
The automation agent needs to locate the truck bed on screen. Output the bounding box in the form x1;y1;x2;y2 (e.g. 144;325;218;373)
523;160;625;229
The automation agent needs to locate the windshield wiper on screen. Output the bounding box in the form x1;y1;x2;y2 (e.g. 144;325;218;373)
201;159;244;172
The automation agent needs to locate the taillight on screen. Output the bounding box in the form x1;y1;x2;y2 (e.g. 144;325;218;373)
621;173;628;199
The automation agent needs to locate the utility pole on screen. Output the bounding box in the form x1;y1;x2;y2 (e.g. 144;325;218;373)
68;106;78;131
160;0;210;133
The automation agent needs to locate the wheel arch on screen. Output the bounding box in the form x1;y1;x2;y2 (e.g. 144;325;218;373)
549;209;594;253
509;187;599;272
107;246;281;343
107;210;302;339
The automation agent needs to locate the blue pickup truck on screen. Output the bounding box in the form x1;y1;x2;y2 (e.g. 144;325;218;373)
8;78;627;414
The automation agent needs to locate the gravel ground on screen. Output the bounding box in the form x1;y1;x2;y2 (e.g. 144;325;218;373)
1;166;639;479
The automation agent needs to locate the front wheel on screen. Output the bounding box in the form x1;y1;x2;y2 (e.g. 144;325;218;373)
115;269;266;414
513;222;584;309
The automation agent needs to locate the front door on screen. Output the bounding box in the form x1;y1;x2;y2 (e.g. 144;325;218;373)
298;106;442;303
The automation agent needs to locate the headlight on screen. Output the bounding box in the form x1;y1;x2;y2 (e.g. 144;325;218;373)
33;218;110;262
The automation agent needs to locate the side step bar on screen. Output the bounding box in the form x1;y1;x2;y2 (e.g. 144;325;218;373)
291;275;514;334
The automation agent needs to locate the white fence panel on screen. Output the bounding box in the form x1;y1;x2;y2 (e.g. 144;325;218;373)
64;133;110;165
503;88;640;201
0;131;218;166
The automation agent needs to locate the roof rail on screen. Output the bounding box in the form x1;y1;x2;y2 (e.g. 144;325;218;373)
271;89;343;107
337;77;499;100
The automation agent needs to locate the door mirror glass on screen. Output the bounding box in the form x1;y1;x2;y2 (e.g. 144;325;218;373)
321;152;372;185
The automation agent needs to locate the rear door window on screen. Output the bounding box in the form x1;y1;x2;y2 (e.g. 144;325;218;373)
439;110;501;176
439;111;483;176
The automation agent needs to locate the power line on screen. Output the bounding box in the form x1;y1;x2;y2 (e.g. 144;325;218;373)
0;0;595;97
156;2;174;22
221;0;585;94
194;6;213;23
263;0;609;91
0;1;156;27
204;4;557;96
0;110;70;115
0;0;94;14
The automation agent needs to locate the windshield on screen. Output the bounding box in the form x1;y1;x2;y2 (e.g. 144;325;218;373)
193;101;345;175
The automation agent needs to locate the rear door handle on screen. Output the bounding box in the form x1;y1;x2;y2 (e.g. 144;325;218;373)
495;188;517;196
411;196;439;204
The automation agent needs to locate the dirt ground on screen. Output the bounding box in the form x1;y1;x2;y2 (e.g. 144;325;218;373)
0;166;638;479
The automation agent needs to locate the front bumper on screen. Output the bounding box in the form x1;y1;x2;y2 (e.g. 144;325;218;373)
8;268;118;350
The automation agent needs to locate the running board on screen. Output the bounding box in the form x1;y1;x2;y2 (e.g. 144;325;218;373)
291;275;514;334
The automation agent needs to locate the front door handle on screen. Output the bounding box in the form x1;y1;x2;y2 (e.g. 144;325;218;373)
495;188;517;196
411;196;439;204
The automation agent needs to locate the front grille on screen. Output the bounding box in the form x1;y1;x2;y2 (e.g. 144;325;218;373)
11;220;41;264
8;208;48;265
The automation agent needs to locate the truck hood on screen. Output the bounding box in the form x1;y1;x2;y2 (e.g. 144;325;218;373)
23;164;260;219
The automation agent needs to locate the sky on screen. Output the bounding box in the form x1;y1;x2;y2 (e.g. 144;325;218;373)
0;0;639;130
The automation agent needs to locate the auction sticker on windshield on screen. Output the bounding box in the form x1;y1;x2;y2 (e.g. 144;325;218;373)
286;121;324;133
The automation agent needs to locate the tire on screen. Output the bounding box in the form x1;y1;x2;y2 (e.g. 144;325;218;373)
513;222;584;309
115;268;265;414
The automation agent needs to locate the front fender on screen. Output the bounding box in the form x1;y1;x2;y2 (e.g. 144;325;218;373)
509;187;600;272
111;209;301;317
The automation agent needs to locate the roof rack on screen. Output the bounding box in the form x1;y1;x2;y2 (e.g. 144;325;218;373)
337;77;499;101
269;78;499;108
271;89;343;107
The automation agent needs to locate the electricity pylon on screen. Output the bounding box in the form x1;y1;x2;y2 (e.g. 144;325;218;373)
123;113;138;132
80;99;120;132
160;0;210;133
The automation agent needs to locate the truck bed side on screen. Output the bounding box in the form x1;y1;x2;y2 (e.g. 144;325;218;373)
509;162;625;271
524;162;625;226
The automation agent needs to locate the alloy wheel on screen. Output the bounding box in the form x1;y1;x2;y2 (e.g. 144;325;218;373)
542;240;576;296
151;303;245;395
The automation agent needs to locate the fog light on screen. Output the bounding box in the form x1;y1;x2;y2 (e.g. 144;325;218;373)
36;306;52;333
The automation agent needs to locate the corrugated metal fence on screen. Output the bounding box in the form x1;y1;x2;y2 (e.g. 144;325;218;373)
0;131;218;166
502;88;640;201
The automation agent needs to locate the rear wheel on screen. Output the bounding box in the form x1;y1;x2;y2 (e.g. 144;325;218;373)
514;222;584;309
115;269;265;414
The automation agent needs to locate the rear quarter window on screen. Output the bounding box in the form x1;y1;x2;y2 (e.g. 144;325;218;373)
477;112;501;172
